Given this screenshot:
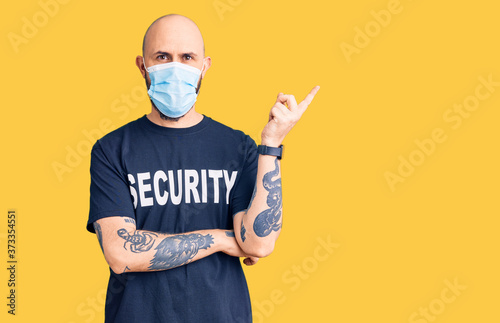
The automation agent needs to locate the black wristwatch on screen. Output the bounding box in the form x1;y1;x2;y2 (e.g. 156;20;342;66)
257;145;284;160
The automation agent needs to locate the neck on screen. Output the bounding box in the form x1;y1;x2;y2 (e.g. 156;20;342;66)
147;105;203;128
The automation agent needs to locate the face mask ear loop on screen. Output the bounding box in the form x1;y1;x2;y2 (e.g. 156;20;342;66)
143;57;149;73
195;62;204;93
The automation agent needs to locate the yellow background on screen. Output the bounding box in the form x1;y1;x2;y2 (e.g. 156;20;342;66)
1;0;499;322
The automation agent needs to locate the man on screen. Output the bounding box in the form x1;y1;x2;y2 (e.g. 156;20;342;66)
87;14;319;322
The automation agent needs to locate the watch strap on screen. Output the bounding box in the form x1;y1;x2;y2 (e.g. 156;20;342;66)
257;145;284;160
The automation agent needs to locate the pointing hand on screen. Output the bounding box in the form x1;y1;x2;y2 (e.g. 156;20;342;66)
261;85;320;147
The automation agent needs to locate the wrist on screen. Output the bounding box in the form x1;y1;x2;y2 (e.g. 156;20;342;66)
214;229;229;253
257;143;284;160
260;137;282;148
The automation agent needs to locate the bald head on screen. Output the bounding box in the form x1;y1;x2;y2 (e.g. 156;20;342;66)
142;14;205;58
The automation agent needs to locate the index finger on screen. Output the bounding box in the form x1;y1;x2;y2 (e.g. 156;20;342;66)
298;85;320;112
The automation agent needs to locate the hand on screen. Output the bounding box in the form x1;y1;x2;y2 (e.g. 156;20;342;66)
242;256;259;266
261;85;320;147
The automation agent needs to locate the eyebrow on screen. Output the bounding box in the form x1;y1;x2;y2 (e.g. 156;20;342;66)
153;51;198;58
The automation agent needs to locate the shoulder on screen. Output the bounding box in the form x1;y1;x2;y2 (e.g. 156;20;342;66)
205;116;258;167
205;116;256;146
93;116;145;151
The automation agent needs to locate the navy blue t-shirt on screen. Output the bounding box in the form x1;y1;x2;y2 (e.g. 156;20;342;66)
86;115;258;323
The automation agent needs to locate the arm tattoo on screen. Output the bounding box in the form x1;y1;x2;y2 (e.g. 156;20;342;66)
247;183;257;209
225;231;235;238
239;183;257;241
94;222;104;252
253;158;282;237
149;234;214;270
122;266;131;274
123;217;136;225
117;229;158;253
240;219;247;242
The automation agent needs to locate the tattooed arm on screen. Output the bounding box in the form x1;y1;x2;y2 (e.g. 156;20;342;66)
93;216;257;274
233;86;320;258
233;156;283;258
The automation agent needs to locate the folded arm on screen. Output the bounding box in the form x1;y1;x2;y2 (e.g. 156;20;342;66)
94;216;257;274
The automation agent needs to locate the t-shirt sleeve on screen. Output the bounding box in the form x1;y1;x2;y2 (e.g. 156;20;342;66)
230;135;258;217
86;140;136;233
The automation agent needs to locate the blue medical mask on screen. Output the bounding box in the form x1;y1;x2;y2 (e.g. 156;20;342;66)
144;59;202;118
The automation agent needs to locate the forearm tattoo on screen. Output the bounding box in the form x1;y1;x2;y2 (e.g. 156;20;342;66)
149;234;214;270
94;222;104;252
253;158;282;237
225;231;235;237
240;219;247;242
123;217;136;225
247;183;257;210
239;181;257;242
117;229;158;253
